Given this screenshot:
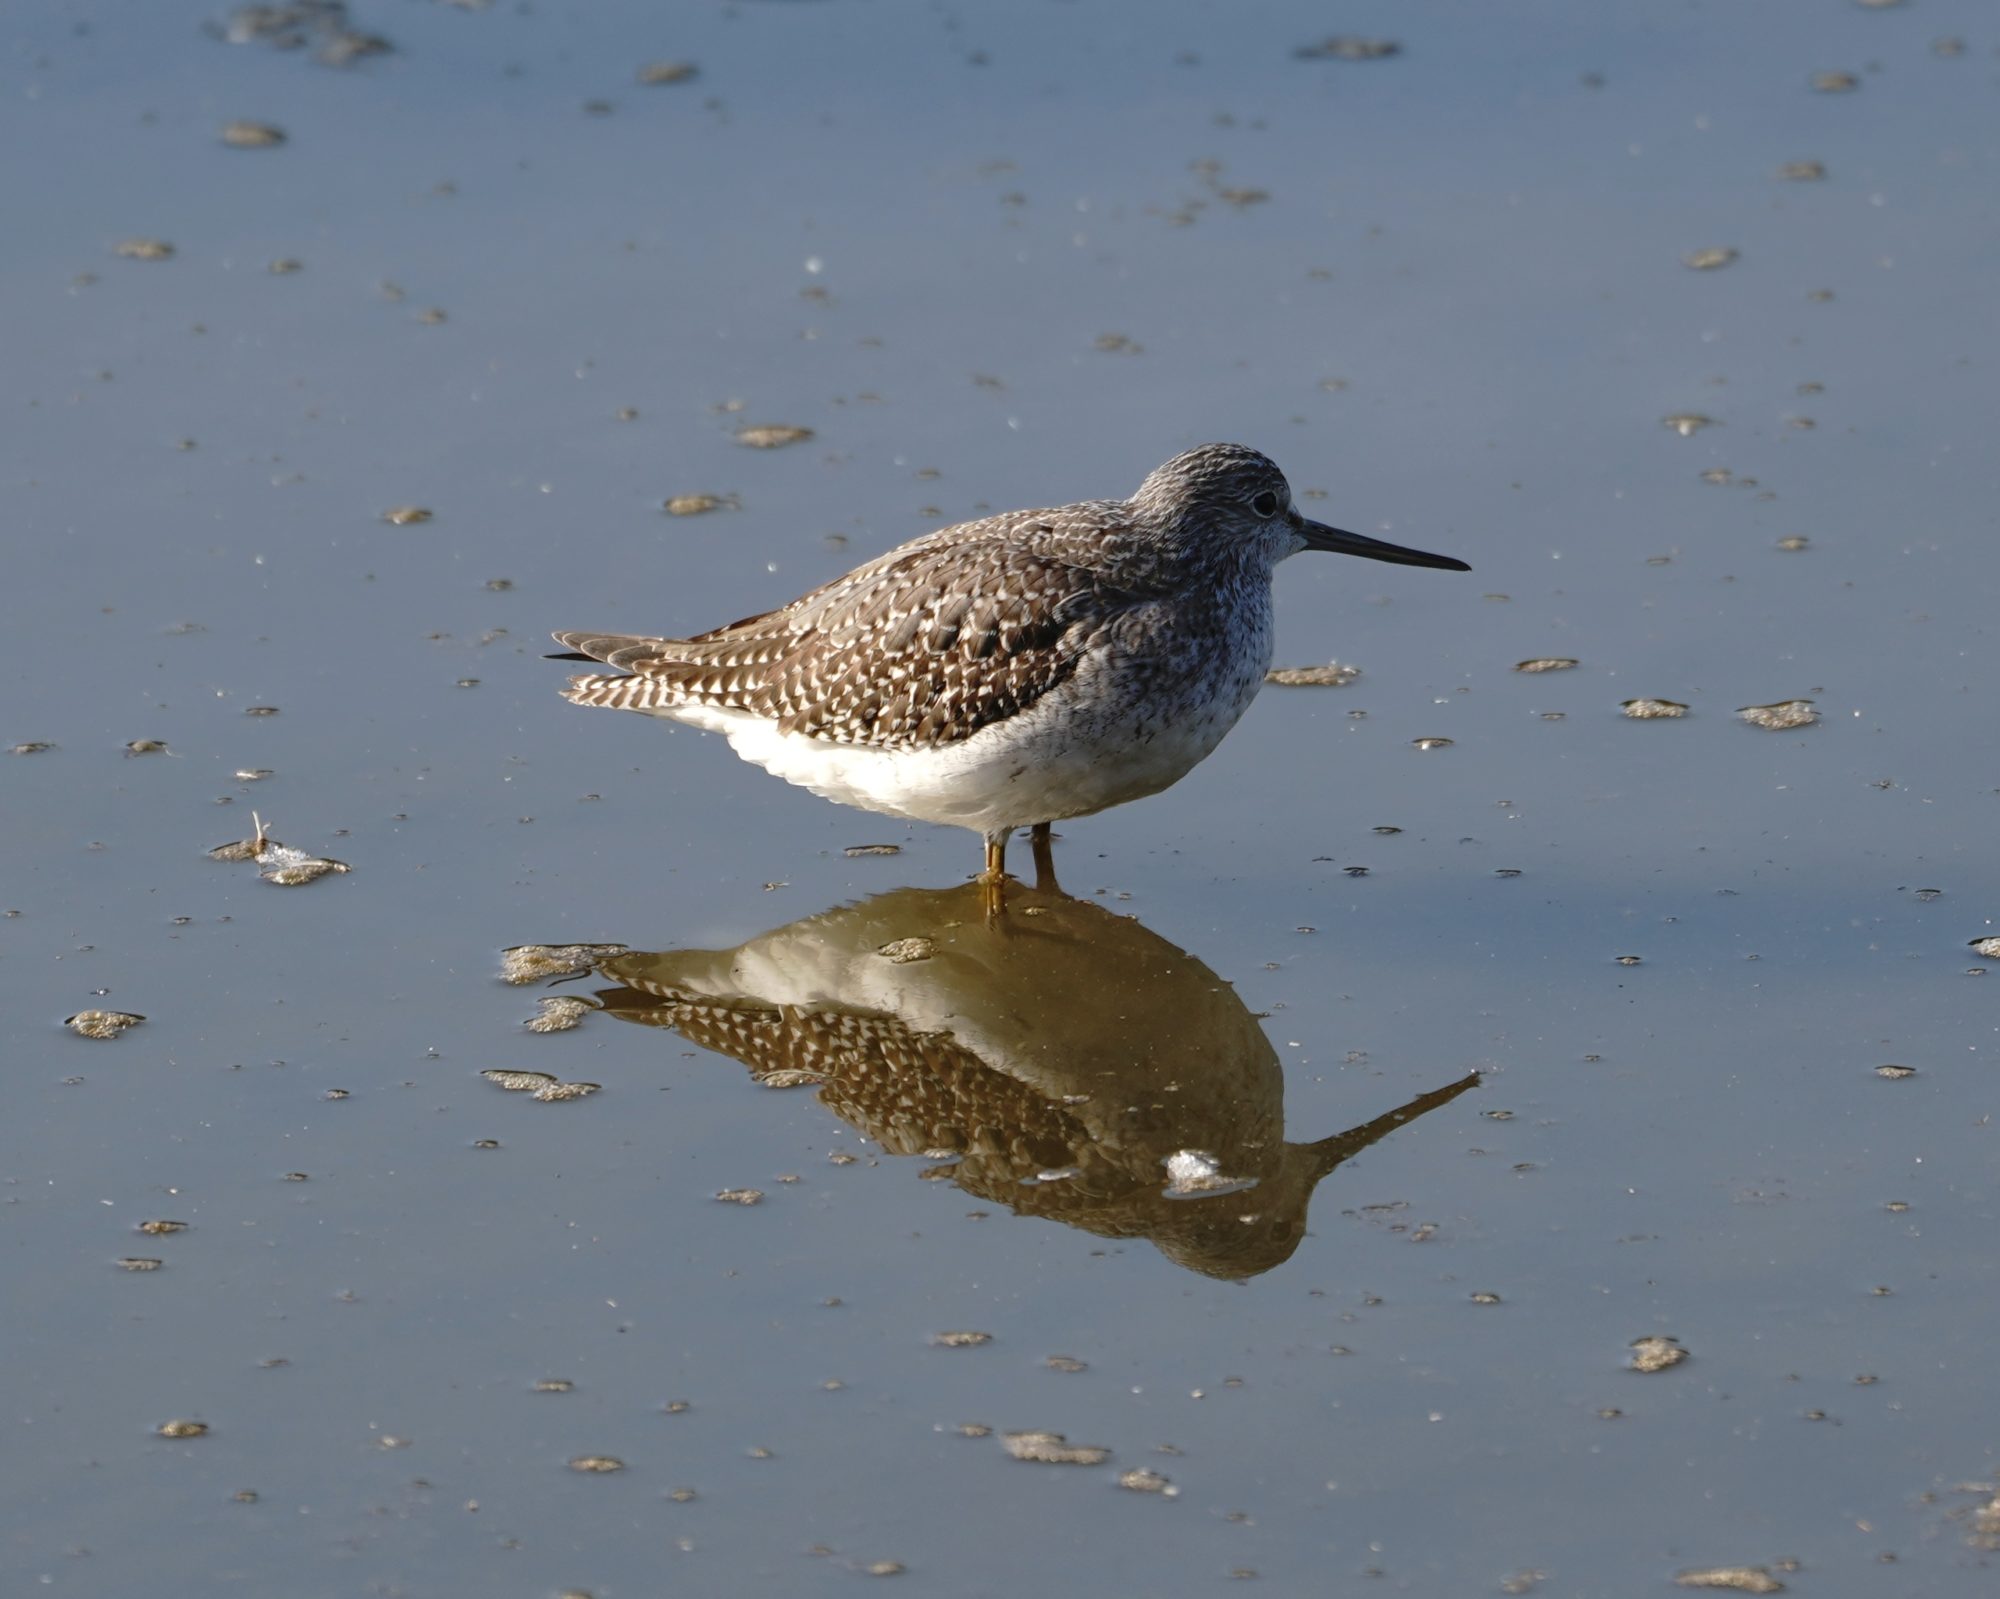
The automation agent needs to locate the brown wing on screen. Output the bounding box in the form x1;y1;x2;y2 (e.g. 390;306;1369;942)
556;512;1134;749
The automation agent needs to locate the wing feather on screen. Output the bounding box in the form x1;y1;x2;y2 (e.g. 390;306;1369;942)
555;511;1143;749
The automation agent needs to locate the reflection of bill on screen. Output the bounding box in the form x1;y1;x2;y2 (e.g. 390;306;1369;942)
574;883;1477;1280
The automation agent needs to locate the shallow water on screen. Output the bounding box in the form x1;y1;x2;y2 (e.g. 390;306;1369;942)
6;1;1998;1594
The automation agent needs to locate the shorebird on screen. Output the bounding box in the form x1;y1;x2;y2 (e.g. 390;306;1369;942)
553;443;1468;888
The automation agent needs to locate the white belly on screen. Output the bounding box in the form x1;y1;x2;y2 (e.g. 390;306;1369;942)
655;632;1272;839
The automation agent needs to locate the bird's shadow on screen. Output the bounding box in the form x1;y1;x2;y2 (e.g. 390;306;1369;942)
508;881;1477;1279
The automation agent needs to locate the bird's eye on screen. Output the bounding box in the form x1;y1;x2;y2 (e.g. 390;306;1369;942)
1251;490;1279;518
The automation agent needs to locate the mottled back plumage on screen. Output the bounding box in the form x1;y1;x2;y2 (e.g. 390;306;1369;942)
558;509;1147;749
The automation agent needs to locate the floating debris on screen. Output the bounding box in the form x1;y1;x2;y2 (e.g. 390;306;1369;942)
1093;333;1142;355
931;1331;992;1349
221;120;286;148
1737;700;1819;731
1411;736;1454;750
499;943;628;984
844;843;902;858
1969;937;2000;960
1674;1569;1784;1595
208;813;274;862
1622;698;1689;719
220;3;391;68
1045;1356;1088;1374
1628;1335;1688;1373
734;425;813;449
1513;658;1578;674
137;1219;189;1235
1777;160;1826;182
464;1083;531;1121
116;1257;164;1272
156;1419;209;1439
1119;1468;1178;1496
525;995;596;1034
1662;414;1716;437
663;493;734;517
1001;1431;1110;1466
1810;71;1861;93
1163;1149;1242;1194
1966;1489;2000;1550
534;1378;574;1393
381;505;432;526
243;705;281;718
877;936;935;965
1294;36;1401;61
1614;954;1643;967
269;258;303;274
115;238;175;261
1266;661;1360;687
1682;247;1739;272
67;1010;145;1040
714;1188;765;1205
255;837;348;886
1874;1064;1917;1080
568;1455;624;1473
125;739;171;756
636;60;699;86
481;1068;601;1102
9;741;57;754
1775;536;1810;553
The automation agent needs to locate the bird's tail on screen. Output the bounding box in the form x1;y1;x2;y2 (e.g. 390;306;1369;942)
550;630;685;712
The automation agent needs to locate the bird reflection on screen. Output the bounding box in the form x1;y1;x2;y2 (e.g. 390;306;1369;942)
569;882;1475;1279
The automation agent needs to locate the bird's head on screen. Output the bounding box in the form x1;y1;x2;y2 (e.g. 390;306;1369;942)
1131;443;1470;575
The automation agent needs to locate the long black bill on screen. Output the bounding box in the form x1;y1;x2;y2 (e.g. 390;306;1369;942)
1297;517;1470;572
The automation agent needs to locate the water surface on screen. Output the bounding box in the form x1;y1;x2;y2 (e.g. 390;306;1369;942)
6;1;1997;1594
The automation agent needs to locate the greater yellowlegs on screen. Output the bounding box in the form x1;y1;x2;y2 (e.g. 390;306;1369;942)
553;443;1468;884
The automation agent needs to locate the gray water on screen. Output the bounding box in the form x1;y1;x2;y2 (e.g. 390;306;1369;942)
6;1;1997;1594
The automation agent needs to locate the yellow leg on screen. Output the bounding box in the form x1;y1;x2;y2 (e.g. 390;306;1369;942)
979;831;1012;916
